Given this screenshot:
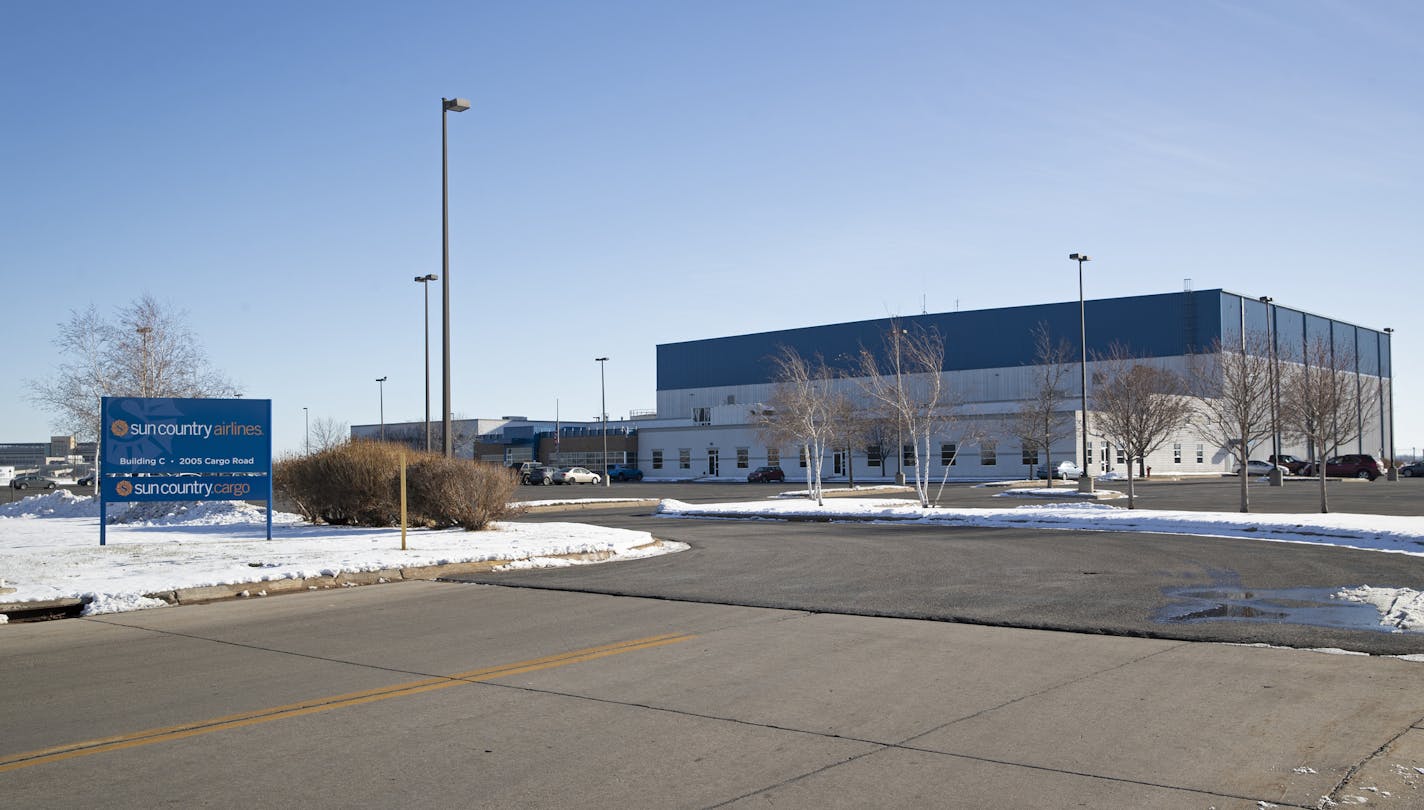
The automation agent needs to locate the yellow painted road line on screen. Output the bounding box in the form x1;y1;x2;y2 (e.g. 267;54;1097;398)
0;632;694;774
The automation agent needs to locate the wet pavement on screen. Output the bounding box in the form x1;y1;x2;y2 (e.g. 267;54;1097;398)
1156;586;1405;634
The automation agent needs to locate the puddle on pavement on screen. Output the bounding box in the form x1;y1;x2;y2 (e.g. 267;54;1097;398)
1156;587;1411;633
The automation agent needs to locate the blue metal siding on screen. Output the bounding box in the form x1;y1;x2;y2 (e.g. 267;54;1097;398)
658;290;1225;390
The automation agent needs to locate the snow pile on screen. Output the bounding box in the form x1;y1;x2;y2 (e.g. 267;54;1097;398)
1335;587;1424;632
108;499;302;526
1;490;110;519
0;507;684;615
655;498;1424;556
995;487;1124;500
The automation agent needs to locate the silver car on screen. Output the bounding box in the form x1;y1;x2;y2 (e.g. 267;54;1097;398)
553;466;602;485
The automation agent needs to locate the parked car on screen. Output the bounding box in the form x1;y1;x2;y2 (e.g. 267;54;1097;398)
1036;461;1084;480
606;465;644;482
11;474;57;490
510;461;540;484
1299;454;1383;481
76;473;96;486
1233;460;1290;477
1399;461;1424;478
747;466;785;483
1267;454;1308;475
554;466;601;485
527;465;558;486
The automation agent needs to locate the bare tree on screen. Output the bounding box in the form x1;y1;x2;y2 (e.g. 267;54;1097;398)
1188;336;1276;512
1004;323;1076;488
29;295;239;439
1279;339;1381;513
857;322;958;507
758;346;837;505
1091;345;1194;509
310;416;351;452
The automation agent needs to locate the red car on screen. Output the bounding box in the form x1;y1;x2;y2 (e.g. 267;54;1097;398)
1300;455;1382;481
747;466;785;483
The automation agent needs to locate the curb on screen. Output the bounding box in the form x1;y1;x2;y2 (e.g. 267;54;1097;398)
520;499;660;513
0;540;675;623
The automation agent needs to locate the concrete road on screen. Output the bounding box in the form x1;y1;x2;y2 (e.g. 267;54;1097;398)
5;583;1424;809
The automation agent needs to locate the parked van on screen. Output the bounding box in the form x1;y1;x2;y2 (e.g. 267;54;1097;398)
0;466;13;486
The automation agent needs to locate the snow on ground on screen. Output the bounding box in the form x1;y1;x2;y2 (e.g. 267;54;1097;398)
995;487;1125;500
1336;587;1424;632
0;491;685;615
519;497;655;507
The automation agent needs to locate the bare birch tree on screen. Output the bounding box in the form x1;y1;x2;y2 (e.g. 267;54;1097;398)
1188;336;1276;513
1004;323;1076;488
309;416;351;452
1278;339;1381;513
857;322;957;508
758;346;837;505
29;295;239;439
1091;345;1193;509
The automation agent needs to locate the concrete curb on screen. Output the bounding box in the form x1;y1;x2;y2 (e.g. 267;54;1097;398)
0;540;676;622
519;499;660;513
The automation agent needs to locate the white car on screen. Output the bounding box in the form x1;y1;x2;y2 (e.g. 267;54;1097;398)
1037;461;1084;480
553;466;601;485
1233;460;1289;477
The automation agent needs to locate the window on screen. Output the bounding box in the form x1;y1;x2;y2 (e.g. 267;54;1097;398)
1101;444;1110;463
903;444;916;467
1086;441;1093;467
981;441;997;466
736;447;749;469
1196;444;1204;464
1173;443;1182;464
1116;448;1126;465
942;443;958;466
651;450;663;470
692;407;711;424
1022;446;1038;466
767;447;780;466
799;446;808;468
867;444;882;466
678;448;691;469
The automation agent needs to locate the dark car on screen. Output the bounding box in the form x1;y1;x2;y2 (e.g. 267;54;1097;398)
527;465;558;486
1267;454;1308;475
606;466;644;482
76;473;96;486
1398;461;1424;478
747;466;785;483
1300;454;1383;481
510;461;539;484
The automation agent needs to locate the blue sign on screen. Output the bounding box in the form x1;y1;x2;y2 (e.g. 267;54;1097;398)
98;397;274;545
101;397;271;475
102;474;271;503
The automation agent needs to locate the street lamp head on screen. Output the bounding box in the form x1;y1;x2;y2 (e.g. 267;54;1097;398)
1384;327;1394;334
414;274;438;283
376;376;387;383
595;356;609;362
1259;295;1273;304
443;98;471;113
1069;253;1090;262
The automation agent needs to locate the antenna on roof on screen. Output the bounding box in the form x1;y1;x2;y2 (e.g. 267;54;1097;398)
922;294;927;315
1184;278;1193;292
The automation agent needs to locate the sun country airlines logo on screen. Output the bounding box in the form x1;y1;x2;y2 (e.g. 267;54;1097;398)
114;480;133;497
110;419;130;437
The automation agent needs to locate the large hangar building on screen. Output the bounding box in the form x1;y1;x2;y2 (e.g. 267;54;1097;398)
639;288;1393;481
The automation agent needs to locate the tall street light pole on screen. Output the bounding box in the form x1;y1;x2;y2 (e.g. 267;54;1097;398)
376;376;388;441
135;326;153;397
303;407;309;455
441;97;471;458
1385;327;1396;480
596;357;610;487
415;273;439;453
1069;253;1093;493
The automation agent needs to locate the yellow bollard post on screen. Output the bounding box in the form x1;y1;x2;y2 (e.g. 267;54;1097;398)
400;452;408;551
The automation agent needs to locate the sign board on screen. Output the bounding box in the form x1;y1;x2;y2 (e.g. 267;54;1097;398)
98;397;273;545
102;397;271;474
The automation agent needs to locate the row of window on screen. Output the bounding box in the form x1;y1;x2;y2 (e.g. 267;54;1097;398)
647;442;1212;470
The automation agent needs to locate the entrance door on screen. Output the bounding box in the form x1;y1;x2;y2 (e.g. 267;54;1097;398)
833;451;843;475
707;448;719;476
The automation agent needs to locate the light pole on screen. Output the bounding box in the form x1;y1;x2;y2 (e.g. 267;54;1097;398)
1385;327;1396;480
303;407;309;455
135;326;153;397
376;376;388;441
1070;253;1093;493
415;273;438;453
596;357;609;487
441;96;471;458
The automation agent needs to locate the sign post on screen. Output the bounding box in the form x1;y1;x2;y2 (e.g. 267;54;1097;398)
99;397;273;545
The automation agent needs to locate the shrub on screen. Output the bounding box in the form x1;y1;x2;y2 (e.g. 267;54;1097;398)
274;443;521;530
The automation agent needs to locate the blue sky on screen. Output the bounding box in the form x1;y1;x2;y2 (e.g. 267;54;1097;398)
3;1;1421;456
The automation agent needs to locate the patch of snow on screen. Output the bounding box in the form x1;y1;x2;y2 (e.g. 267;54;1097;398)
1334;587;1424;632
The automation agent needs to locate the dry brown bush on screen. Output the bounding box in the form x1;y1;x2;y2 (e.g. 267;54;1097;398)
274;442;521;530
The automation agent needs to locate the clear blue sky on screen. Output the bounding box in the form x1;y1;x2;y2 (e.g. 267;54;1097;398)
3;1;1421;457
